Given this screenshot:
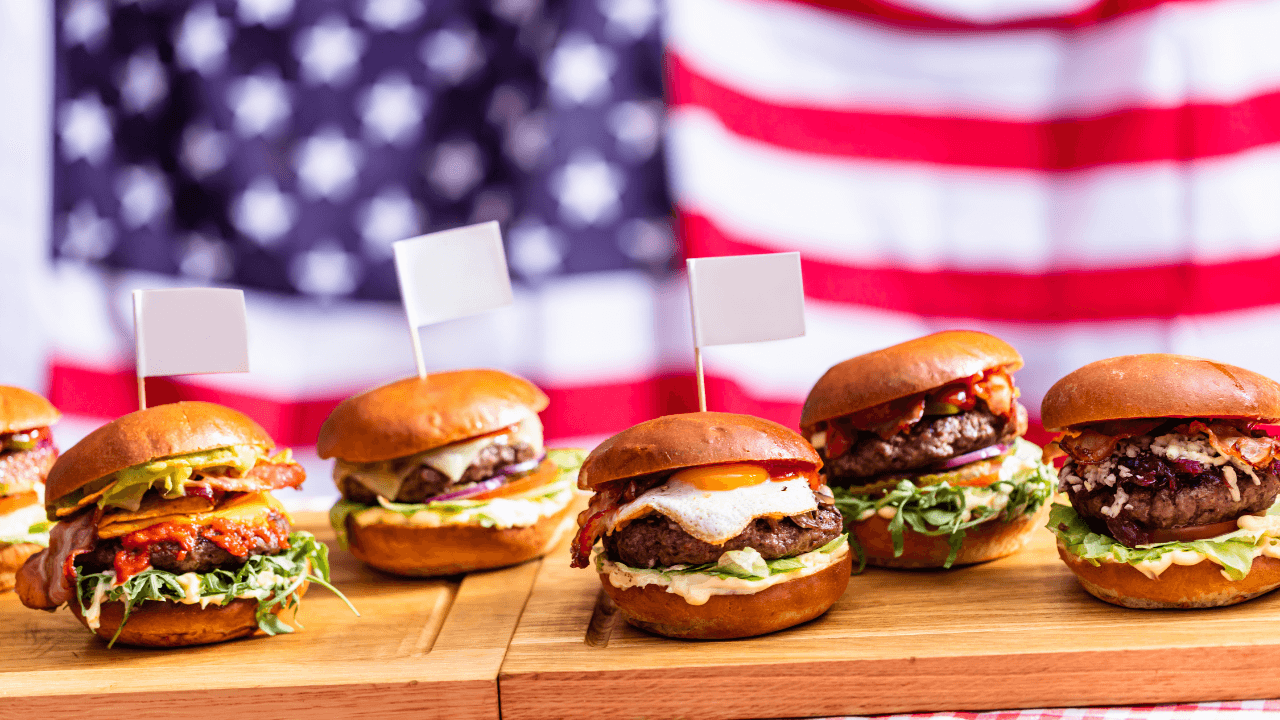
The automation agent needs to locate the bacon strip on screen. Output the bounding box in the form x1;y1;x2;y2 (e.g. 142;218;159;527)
192;461;306;493
1186;421;1280;469
16;508;99;610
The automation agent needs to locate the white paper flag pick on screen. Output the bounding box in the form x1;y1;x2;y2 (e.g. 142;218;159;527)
132;288;249;410
393;220;514;378
686;252;806;411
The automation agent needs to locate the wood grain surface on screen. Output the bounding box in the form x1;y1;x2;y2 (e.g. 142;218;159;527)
499;526;1280;720
0;511;540;720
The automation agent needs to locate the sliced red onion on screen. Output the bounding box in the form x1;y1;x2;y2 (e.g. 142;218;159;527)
935;443;1010;470
428;453;549;502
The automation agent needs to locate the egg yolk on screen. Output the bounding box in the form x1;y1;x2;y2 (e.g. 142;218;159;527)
671;463;770;491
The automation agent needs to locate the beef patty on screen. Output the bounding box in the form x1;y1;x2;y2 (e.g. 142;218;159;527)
825;405;1023;484
1065;453;1280;546
603;503;843;568
77;512;293;575
339;441;538;504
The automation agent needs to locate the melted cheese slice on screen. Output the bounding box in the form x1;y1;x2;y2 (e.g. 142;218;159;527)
609;475;820;545
97;492;286;538
338;414;544;501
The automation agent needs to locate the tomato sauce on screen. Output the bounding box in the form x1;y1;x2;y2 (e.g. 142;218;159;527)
109;515;291;583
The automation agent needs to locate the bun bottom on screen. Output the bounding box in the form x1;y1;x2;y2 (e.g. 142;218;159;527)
69;583;307;647
0;542;42;593
346;502;574;576
600;551;852;639
850;504;1048;569
1057;540;1280;608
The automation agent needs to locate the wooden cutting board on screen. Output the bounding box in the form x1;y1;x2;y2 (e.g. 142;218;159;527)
499;526;1280;720
0;512;541;720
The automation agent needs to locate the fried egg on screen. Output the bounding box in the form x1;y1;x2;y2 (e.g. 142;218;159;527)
608;473;819;545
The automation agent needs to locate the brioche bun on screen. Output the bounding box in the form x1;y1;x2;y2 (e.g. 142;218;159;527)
317;369;549;463
578;412;821;491
801;331;1022;432
345;500;574;576
0;542;42;593
1056;540;1280;608
69;583;308;647
850;503;1049;569
0;386;61;433
1041;354;1280;431
45;401;273;506
601;550;851;639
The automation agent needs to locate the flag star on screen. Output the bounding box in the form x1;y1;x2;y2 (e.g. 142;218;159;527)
232;178;296;246
421;26;485;85
295;17;365;86
59;94;113;164
61;201;116;260
551;152;625;226
178;233;235;280
238;0;294;28
546;34;615;105
363;0;424;30
359;187;422;257
507;221;566;279
491;0;539;24
175;4;232;75
428;140;485;201
227;71;291;137
116;166;171;228
618;217;675;264
62;0;109;51
505;111;549;170
359;74;427;146
119;49;169;115
607;100;661;161
470;187;513;225
289;241;363;297
180;124;229;178
487;85;529;130
294;128;363;200
599;0;658;39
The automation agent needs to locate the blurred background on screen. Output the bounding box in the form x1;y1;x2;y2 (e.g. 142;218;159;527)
2;0;1279;509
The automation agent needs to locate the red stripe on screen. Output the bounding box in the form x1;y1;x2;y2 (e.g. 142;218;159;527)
668;53;1280;169
45;362;1055;452
775;0;1215;31
680;212;1280;321
43;362;811;446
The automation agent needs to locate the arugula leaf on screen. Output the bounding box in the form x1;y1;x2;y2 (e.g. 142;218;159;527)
831;438;1056;568
75;531;358;648
328;448;584;549
1047;501;1280;581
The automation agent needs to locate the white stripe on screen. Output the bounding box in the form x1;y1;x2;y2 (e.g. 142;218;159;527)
704;298;1280;422
48;263;661;398
47;264;1280;433
669;0;1280;120
670;108;1280;271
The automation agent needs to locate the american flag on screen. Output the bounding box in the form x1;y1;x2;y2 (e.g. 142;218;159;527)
29;0;1280;464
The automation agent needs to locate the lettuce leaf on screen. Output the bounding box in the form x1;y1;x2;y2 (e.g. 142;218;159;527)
328;448;584;549
74;531;357;647
1047;501;1280;581
600;534;850;581
831;438;1056;569
57;444;275;513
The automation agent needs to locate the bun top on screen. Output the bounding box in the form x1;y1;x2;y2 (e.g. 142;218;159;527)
0;386;61;433
45;401;274;503
800;330;1023;430
316;369;549;462
1041;354;1280;430
577;412;821;490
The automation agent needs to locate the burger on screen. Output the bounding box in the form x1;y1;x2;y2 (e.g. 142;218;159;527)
1043;354;1280;608
16;401;352;647
319;369;583;576
0;386;61;591
800;330;1056;569
571;412;851;640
